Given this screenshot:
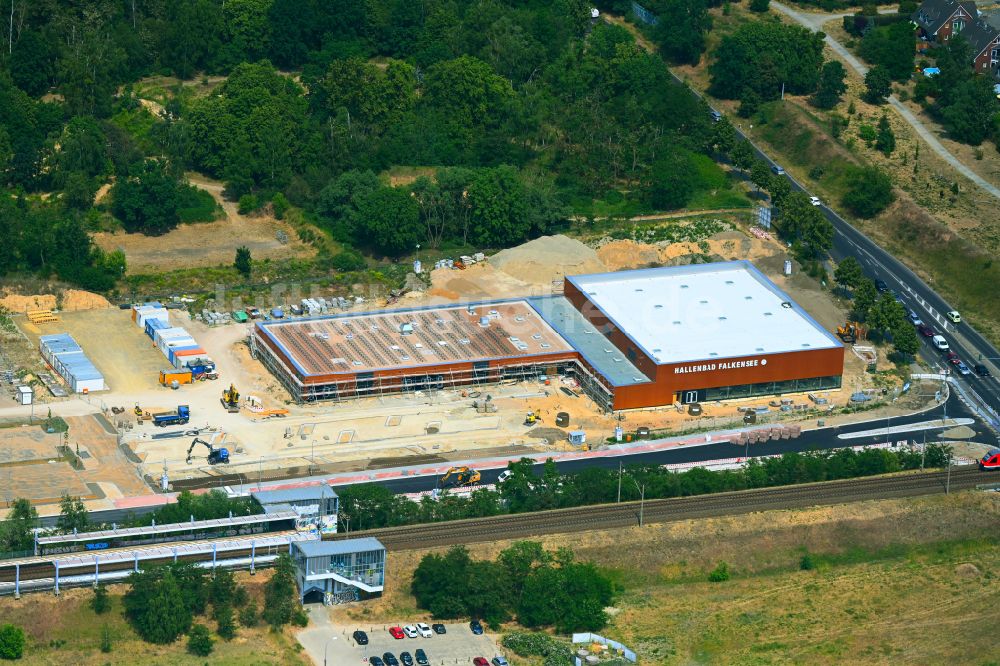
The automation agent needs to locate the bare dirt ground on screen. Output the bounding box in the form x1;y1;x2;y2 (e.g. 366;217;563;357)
92;174;313;273
333;492;1000;664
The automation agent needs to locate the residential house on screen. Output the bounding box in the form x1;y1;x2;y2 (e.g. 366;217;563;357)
913;0;1000;76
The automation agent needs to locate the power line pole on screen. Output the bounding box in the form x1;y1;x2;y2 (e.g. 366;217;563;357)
617;461;622;503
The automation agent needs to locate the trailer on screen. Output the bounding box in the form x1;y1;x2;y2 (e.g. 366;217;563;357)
159;369;193;386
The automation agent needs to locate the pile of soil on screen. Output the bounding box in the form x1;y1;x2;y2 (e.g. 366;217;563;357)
597;240;660;270
61;290;112;311
490;235;606;285
0;293;57;312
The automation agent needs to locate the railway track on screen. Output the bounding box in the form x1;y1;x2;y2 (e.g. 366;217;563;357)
329;467;991;550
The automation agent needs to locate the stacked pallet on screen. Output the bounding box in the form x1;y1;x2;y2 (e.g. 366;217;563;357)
27;310;58;324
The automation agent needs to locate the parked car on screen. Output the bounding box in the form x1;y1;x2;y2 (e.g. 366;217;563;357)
809;196;821;206
908;310;924;326
956;361;972;375
974;364;991;377
470;620;484;635
370;658;385;666
874;279;888;292
946;310;962;323
710;110;722;122
353;630;369;645
474;659;490;666
918;325;935;337
432;624;447;635
415;623;432;638
389;626;405;639
400;652;414;666
771;164;785;175
403;625;419;639
492;658;510;666
496;470;512;484
383;653;400;666
415;649;430;666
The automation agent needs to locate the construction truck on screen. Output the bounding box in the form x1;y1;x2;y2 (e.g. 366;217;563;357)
836;321;866;343
524;411;541;426
153;405;190;427
438;466;481;489
185;437;230;465
221;384;240;413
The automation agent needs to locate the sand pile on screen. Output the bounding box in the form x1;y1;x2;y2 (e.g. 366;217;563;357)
597;240;661;270
490;235;606;285
0;293;57;312
0;290;111;313
61;290;112;311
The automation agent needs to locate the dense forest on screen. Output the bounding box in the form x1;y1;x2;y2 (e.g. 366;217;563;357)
0;0;730;290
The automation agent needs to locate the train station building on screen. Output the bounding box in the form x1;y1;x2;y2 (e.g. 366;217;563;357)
292;537;386;605
252;261;843;411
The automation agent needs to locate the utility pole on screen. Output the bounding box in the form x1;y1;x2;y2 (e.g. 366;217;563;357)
946;450;952;494
616;461;622;503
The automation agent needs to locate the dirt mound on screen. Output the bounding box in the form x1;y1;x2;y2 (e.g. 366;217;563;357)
490;235;606;285
0;293;56;312
598;240;661;270
955;563;981;578
61;290;112;311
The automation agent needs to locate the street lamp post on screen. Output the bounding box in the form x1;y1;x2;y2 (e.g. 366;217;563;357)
629;477;645;527
323;635;337;666
616;461;622;503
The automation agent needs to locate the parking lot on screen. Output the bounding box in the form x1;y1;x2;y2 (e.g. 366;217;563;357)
323;621;507;666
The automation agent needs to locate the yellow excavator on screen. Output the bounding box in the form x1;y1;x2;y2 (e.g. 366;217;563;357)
221;384;240;413
438;466;481;489
524;411;541;426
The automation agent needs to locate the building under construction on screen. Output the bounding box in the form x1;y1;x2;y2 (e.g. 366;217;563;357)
251;261;844;411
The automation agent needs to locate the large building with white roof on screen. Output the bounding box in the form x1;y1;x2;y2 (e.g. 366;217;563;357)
252;261;844;410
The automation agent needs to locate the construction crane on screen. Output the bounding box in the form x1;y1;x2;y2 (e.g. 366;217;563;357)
185;437;230;465
221;383;240;413
437;466;481;489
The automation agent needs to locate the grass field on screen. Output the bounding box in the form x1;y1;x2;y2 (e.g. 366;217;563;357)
332;491;1000;665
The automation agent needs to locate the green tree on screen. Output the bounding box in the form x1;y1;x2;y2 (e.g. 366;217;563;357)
124;568;192;644
187;623;214;656
10;30;58;97
215;605;236;640
749;0;771;11
63;173;97;211
467;166;538;247
780;193;833;258
842;166;895;218
875;114;896;155
92;584;111;614
653;0;712;65
159;0;224;79
863;65;893;104
710;23;825;100
941;75;997;145
867;293;907;334
708;561;731;582
234;246;252;278
57;494;89;534
852;278;879;321
813;61;847;109
111;160;184;235
100;623;113;653
263;554;297;628
750;160;773;193
320;58;417;130
891;320;920;358
834;256;864;289
352;186;423;257
239;602;258;627
644;151;696;210
710;116;737;154
422;55;514;133
0;498;37;553
0;624;25;660
859;22;915;81
731;140;756;172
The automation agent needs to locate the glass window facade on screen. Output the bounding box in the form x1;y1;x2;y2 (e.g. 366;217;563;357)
703;375;841;401
305;548;385;589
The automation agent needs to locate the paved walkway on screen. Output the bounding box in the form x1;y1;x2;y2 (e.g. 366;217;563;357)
771;2;1000;202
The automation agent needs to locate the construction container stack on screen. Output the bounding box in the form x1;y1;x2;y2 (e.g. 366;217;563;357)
39;333;106;393
132;302;169;329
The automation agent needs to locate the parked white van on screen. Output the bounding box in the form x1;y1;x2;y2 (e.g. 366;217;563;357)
932;335;950;352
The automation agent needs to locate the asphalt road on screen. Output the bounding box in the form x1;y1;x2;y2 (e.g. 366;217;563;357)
334;393;982;495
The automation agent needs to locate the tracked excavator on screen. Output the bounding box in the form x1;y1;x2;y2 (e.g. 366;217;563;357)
185;437;230;465
221;383;240;413
437;466;481;489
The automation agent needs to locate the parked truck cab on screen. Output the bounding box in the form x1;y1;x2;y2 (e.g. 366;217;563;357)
980;448;1000;470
